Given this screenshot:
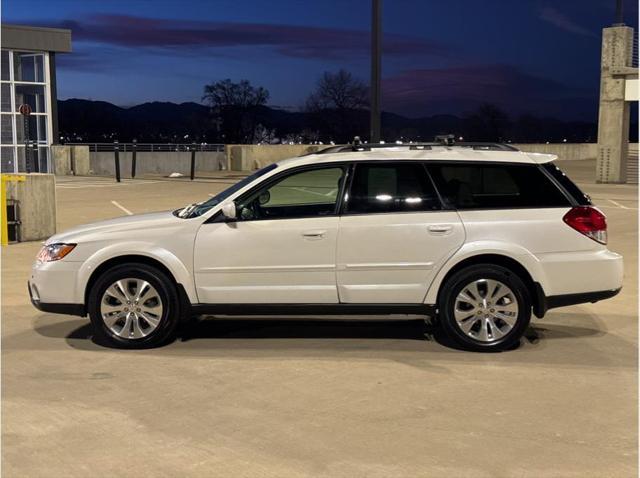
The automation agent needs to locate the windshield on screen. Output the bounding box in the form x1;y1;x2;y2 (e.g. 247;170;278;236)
177;163;278;218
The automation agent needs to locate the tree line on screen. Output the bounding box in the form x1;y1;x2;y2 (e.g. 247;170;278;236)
201;70;599;144
57;70;608;144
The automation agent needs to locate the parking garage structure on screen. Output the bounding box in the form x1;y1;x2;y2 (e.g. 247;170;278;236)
1;24;72;173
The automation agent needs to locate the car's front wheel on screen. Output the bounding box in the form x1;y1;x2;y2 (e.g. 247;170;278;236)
88;263;183;348
438;264;531;351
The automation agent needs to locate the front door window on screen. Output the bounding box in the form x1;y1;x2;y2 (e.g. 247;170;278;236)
237;166;345;220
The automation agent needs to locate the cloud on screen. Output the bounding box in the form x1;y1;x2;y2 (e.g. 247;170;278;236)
37;14;448;60
55;47;118;71
381;64;594;119
538;6;596;37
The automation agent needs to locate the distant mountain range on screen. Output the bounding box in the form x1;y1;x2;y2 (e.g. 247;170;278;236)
58;100;215;142
58;98;636;143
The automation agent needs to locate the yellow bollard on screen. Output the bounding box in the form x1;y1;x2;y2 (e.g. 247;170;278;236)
1;174;26;246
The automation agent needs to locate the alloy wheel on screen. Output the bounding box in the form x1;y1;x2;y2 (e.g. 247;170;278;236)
100;278;164;339
453;278;519;343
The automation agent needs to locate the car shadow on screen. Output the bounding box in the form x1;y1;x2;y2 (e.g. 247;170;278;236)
31;312;611;361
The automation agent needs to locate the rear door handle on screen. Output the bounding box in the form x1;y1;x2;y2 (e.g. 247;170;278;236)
302;230;326;240
428;224;453;235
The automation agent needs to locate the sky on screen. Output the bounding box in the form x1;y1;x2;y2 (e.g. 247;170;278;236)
3;0;638;120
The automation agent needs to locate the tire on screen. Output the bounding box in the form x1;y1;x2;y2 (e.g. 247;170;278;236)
437;264;531;352
87;263;183;348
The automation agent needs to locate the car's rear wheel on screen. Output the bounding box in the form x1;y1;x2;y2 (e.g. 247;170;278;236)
88;264;182;348
438;264;531;351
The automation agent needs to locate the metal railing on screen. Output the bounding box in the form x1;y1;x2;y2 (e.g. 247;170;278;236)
66;142;225;153
65;142;226;182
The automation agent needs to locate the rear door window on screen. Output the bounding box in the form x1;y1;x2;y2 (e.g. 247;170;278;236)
345;162;441;214
427;163;571;209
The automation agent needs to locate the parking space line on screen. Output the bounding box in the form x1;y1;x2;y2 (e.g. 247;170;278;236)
111;201;134;215
599;204;638;211
290;187;337;197
607;199;630;209
56;179;161;189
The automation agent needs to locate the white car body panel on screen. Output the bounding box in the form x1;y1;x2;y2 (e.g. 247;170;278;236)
29;147;622;320
336;211;465;303
33;211;201;304
193;217;340;303
423;208;623;303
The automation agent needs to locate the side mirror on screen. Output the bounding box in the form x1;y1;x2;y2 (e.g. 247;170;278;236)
220;202;237;221
258;190;270;205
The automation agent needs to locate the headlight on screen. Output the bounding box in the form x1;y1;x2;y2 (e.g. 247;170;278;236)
36;243;76;262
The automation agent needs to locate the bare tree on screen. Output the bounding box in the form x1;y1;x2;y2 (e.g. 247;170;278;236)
202;79;269;143
305;70;369;142
305;70;368;111
203;79;269;109
464;104;511;142
252;123;277;144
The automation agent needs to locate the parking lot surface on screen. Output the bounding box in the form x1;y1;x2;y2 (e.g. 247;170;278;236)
2;159;638;477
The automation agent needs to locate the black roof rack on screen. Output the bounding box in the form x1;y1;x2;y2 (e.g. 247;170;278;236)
314;135;518;154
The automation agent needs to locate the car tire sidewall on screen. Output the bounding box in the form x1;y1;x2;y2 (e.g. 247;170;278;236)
88;264;180;349
439;264;531;352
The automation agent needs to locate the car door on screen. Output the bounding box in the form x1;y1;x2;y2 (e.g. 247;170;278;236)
193;164;347;304
336;161;465;304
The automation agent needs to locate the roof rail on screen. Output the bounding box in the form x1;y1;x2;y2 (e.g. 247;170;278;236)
315;135;518;154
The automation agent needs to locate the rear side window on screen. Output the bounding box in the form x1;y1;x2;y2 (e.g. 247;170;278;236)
542;162;591;205
346;163;441;213
427;163;571;209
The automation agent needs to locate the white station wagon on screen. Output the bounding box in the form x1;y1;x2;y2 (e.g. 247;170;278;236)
29;142;623;351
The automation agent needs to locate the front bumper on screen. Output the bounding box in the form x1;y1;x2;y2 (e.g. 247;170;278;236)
29;257;86;317
28;281;86;316
27;282;87;317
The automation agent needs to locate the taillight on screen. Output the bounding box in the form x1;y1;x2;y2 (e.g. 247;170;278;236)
563;206;607;244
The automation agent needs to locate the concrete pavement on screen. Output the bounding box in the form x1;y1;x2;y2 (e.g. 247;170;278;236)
2;160;637;477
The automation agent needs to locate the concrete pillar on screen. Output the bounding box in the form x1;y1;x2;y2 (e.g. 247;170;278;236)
5;173;56;242
72;146;90;175
596;26;634;183
51;145;72;175
51;145;90;176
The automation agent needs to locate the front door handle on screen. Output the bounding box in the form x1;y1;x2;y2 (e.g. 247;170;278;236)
428;224;453;235
302;230;326;240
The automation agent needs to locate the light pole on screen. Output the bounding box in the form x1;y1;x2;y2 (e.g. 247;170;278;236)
370;0;382;143
614;0;624;25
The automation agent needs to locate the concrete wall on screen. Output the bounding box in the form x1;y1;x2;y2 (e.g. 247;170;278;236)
88;151;227;178
51;145;90;175
57;143;636;178
227;144;330;171
5;173;56;242
226;143;623;171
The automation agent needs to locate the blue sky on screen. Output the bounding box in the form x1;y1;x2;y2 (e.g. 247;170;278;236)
3;0;638;119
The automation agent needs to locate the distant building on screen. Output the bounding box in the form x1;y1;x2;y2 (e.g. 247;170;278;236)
1;24;72;173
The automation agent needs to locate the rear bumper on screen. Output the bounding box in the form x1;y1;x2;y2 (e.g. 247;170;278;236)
28;281;86;317
546;288;622;310
536;249;623;296
533;284;621;318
